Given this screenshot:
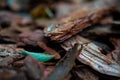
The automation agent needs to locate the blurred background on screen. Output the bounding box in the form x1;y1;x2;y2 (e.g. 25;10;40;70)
0;0;96;40
0;0;120;42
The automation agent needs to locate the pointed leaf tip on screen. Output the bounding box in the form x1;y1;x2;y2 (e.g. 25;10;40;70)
19;50;54;62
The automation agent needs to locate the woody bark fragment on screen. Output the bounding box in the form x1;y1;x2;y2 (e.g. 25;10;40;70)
61;35;120;77
46;44;81;80
44;0;118;42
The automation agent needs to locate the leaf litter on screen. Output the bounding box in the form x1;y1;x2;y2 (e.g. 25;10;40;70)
0;0;120;80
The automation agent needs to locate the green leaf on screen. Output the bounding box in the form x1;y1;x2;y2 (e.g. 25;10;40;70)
19;50;54;62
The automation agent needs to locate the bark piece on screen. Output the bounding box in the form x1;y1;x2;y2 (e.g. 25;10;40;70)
24;56;43;80
45;0;118;42
62;35;120;77
46;44;81;80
